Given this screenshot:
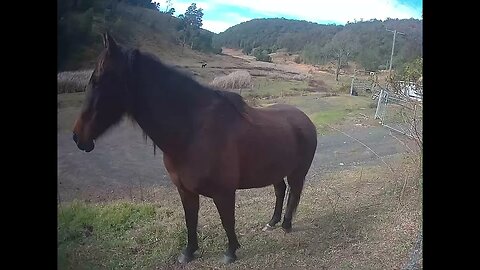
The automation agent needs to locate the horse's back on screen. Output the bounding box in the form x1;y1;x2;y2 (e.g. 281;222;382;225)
251;103;317;143
260;103;317;160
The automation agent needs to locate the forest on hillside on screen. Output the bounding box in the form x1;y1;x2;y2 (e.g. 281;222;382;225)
214;18;422;72
58;0;422;75
58;0;220;71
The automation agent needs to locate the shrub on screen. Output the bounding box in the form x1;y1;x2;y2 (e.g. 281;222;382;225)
253;48;272;62
294;55;302;64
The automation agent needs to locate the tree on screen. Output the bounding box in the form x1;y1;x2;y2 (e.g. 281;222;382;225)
183;3;203;29
164;0;173;12
326;31;354;81
399;57;422;82
166;7;175;15
125;0;158;10
252;47;272;62
57;1;95;70
214;18;422;72
178;3;204;50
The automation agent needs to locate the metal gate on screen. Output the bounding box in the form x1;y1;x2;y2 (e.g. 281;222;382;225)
374;88;422;140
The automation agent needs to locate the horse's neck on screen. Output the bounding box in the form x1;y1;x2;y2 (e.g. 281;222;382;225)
132;108;190;157
128;60;213;157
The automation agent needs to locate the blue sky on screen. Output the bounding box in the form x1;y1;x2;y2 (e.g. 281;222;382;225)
153;0;422;34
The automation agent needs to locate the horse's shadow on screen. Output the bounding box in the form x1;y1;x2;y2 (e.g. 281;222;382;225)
190;201;383;266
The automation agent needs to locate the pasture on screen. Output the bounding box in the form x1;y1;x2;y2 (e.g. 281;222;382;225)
57;48;422;269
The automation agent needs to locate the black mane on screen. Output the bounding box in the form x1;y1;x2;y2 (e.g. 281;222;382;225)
213;89;249;118
129;49;248;116
124;47;250;155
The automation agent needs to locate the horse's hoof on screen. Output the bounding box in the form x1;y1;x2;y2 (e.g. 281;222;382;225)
223;254;237;264
282;226;292;233
178;253;195;264
262;223;275;232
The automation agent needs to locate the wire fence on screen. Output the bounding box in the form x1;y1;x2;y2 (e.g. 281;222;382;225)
349;71;423;142
374;88;423;141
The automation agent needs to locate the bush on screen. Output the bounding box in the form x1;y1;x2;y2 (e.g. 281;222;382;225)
211;46;222;54
294;55;302;64
242;45;253;55
399;58;423;82
253;48;272;62
335;83;350;94
378;64;387;70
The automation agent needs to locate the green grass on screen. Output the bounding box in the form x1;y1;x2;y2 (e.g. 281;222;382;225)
273;94;377;133
58;201;186;269
245;77;309;99
309;109;346;131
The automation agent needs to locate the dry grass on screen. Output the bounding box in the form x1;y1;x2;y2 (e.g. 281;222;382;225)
210;70;253;90
58;153;422;269
57;70;93;94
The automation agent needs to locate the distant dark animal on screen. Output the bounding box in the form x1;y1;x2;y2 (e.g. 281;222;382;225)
201;63;207;68
72;33;317;264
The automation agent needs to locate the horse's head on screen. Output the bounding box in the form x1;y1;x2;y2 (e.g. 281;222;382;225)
73;33;131;152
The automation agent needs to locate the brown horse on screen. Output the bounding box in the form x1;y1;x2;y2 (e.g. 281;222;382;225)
73;33;317;264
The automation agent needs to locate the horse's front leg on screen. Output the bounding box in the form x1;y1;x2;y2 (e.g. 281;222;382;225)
213;191;240;263
177;187;200;263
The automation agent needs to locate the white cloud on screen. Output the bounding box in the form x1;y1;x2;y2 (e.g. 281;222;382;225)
153;0;211;14
204;13;253;33
202;20;236;33
205;0;420;23
224;12;252;24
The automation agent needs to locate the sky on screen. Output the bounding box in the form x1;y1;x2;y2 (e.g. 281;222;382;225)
153;0;422;34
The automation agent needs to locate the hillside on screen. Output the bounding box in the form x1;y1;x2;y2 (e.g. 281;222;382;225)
213;18;342;53
214;18;422;71
57;0;220;71
58;1;422;74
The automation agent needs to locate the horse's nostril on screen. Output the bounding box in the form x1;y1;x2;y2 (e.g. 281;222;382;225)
73;132;78;144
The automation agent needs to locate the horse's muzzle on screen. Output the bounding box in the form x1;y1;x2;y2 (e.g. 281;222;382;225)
73;132;95;152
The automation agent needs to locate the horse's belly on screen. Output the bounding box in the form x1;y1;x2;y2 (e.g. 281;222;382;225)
237;158;294;189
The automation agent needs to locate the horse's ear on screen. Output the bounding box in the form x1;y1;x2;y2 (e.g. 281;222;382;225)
104;32;118;53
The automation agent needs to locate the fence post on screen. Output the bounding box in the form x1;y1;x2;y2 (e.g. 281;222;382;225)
350;77;355;95
374;88;384;121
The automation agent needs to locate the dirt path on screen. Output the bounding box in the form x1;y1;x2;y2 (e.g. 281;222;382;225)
58;114;412;202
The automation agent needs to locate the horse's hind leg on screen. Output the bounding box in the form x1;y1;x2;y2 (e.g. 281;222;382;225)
266;180;287;228
213;191;241;263
281;174;306;233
